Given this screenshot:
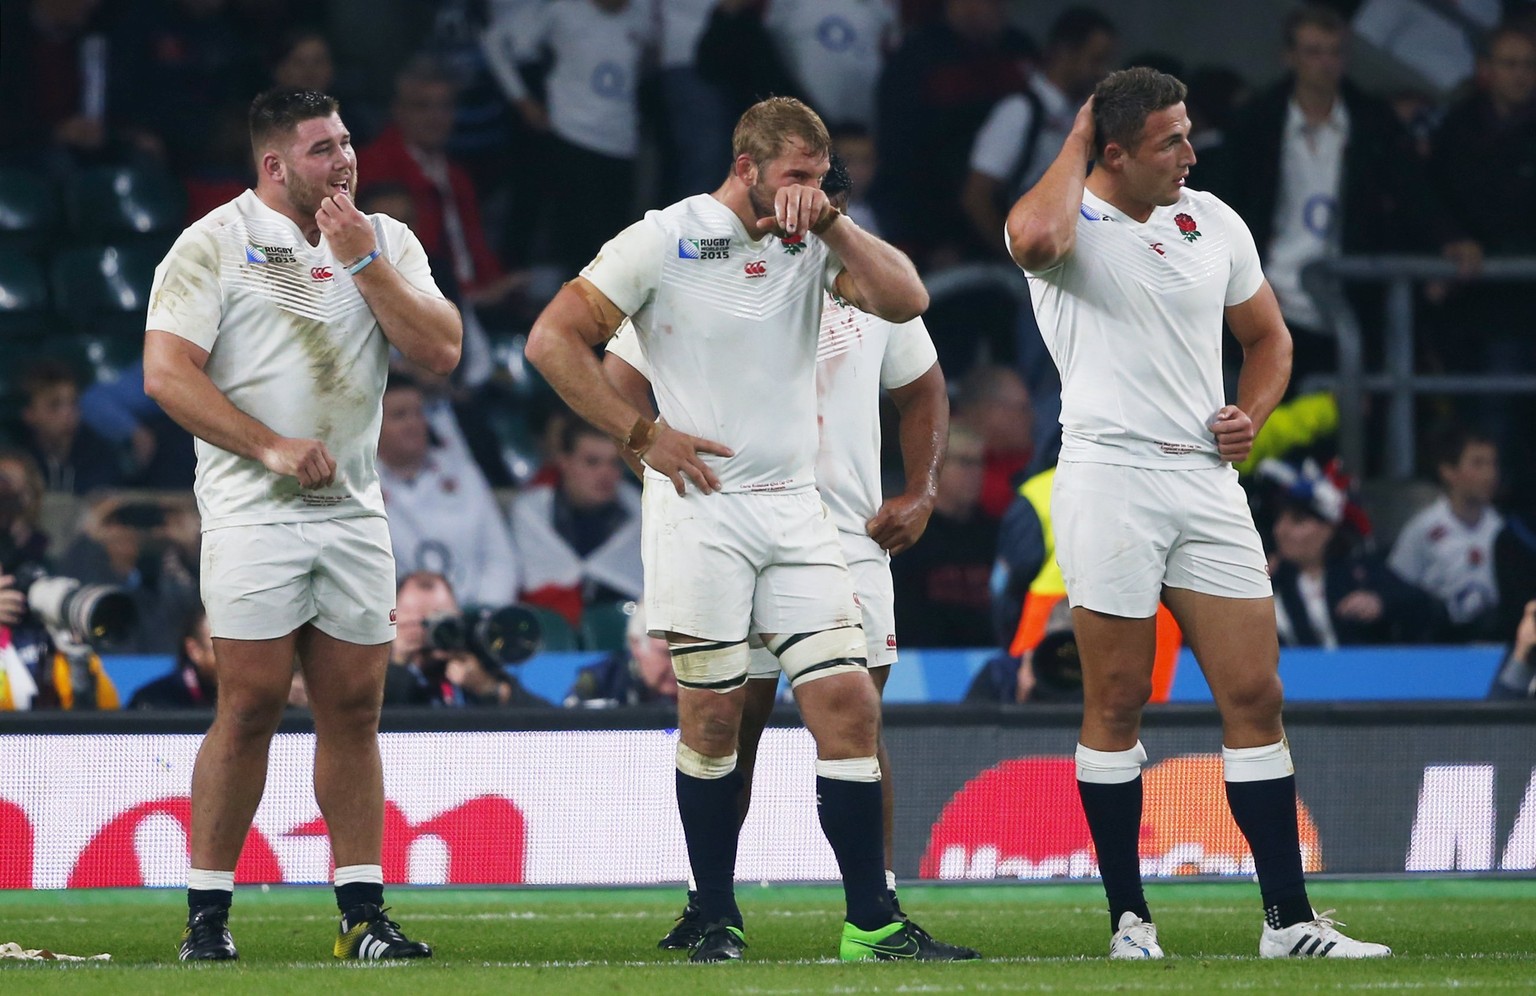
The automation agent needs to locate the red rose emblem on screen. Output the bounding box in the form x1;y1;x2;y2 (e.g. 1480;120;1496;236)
1175;213;1197;233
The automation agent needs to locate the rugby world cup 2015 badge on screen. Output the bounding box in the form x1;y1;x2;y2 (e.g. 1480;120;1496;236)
678;238;731;260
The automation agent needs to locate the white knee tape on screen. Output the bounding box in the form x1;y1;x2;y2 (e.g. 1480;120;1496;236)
1075;741;1148;784
1222;740;1294;782
676;743;738;779
766;627;867;687
669;640;749;692
815;756;881;783
745;644;782;680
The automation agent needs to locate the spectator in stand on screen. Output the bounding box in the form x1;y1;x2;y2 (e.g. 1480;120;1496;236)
1489;598;1536;699
962;7;1118;258
831;123;882;236
509;419;642;628
955;363;1033;520
871;0;1035;268
1428;23;1536;497
965;597;1083;704
0;449;52;570
390;351;517;490
79;363;200;490
383;570;549;708
377;373;520;609
564;601;678;707
655;0;736;201
1388;426;1503;641
482;0;653;275
695;0;807;124
129;607;217;709
890;425;997;647
1212;4;1482;387
1265;460;1443;647
762;0;901;129
7;360;126;496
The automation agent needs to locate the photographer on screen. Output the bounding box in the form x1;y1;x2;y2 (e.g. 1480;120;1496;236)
383;571;550;708
563;601;677;708
966;599;1085;705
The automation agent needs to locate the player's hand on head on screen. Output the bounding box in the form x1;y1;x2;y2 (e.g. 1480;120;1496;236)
1210;405;1255;463
315;191;376;266
261;436;338;489
640;424;733;496
1070;95;1096;143
866;494;934;555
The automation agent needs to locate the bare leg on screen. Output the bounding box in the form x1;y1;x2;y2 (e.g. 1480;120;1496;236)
297;625;390;868
736;677;778;825
190;634;297;869
869;666;895;872
1160;588;1284;747
1072;607;1157;750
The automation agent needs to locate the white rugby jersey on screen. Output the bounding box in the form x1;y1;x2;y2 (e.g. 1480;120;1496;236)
1388;496;1503;625
146;189;445;530
1022;186;1264;468
582;194;843;494
609;296;937;536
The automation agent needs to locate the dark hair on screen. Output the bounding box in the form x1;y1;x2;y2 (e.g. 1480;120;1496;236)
559;418;612;456
1049;6;1117;50
1433;424;1495;470
175;606;208;672
249;86;339;152
21;358;80;402
1091;66;1188;156
266;26;330;72
1284;3;1347;49
822;149;853;200
384;369;424;396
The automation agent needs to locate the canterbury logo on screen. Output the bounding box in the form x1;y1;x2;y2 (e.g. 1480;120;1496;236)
743;260;767;278
311;266;334;281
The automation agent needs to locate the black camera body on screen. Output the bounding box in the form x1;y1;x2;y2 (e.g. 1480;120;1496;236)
12;564;137;651
424;605;542;668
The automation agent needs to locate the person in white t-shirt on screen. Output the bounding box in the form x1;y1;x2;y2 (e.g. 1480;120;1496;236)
603;151;972;958
524;97;965;963
1389;427;1503;639
1007;68;1389;961
763;0;899;129
143;87;459;963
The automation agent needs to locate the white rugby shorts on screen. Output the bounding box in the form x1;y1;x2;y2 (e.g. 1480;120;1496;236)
1052;461;1271;617
641;481;860;644
746;534;896;679
200;516;397;645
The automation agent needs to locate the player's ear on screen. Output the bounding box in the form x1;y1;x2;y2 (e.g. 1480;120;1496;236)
733;154;757;186
260;149;285;184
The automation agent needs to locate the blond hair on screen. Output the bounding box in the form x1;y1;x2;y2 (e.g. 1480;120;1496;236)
732;96;830;167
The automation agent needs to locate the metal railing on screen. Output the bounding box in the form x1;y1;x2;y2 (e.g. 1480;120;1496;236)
1302;256;1536;480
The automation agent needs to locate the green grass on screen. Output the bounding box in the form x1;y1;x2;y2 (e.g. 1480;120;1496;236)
1;880;1532;993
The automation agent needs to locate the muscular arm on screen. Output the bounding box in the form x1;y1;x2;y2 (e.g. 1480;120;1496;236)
142;330;337;487
351;255;464;376
1006;99;1095;273
1217;280;1294;463
868;363;948;554
602;349;654;481
823;214;928;323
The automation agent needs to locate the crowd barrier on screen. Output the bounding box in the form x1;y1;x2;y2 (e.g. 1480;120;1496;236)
1;703;1530;890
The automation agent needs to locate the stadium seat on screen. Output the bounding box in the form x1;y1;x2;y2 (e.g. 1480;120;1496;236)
67;165;186;244
0;167;60;253
522;605;580;652
50;245;159;337
579;600;636;653
0;254;51;337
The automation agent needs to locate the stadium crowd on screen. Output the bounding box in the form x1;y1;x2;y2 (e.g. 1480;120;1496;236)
1;0;1534;712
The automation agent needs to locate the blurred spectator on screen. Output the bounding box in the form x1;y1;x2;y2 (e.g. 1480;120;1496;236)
383;570;549;708
564;601;677;707
483;0;653;275
113;0;264;177
7;360;127;496
965;598;1083;704
1214;3;1481;387
763;0;900;128
1495;504;1536;639
0;571;36;710
962;6;1118;258
390;351;517;490
1266;460;1442;647
377;373;520;608
871;0;1035;267
510;419;641;628
1184;64;1250;160
890;425;997;647
128;605;216;708
696;0;807;122
56;493;202;655
0;449;54;569
831;122;882;236
1489;598;1536;699
1388;427;1503;641
955;364;1033;520
655;0;737;200
78;362;198;489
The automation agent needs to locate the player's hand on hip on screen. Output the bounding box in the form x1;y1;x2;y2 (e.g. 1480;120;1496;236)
1210;405;1255;463
866;494;934;555
315;191;376;265
755;183;836;239
261;436;338;489
641;424;733;496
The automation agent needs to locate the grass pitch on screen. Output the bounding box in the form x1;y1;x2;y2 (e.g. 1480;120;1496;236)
0;879;1531;993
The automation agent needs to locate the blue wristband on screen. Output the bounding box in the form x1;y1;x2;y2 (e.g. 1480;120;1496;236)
347;249;381;275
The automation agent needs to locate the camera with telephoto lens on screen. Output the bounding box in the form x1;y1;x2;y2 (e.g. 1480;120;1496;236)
12;564;138;650
424;604;542;667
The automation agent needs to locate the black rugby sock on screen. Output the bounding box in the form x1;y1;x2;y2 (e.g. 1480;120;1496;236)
816;775;895;931
1078;777;1152;931
1226;774;1312;928
676;768;744;928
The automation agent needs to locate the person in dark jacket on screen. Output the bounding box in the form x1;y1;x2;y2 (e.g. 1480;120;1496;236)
130;608;217;709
